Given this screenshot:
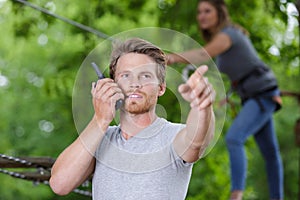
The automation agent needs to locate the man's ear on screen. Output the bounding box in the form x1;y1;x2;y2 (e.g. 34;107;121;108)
158;82;166;97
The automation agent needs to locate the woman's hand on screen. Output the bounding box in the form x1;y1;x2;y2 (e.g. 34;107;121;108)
166;54;177;65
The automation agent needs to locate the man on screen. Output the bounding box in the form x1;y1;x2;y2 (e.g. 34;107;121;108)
49;38;215;199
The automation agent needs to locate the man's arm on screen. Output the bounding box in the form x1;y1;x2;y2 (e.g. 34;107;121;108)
49;78;124;195
173;65;215;163
49;117;105;195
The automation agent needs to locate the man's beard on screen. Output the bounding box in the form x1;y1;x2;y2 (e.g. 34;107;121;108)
124;91;157;114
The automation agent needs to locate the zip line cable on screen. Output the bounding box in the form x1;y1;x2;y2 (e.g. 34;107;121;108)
12;0;113;40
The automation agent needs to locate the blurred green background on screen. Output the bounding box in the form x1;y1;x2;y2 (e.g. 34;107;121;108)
0;0;299;199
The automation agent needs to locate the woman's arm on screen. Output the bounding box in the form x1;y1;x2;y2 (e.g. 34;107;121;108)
167;32;232;65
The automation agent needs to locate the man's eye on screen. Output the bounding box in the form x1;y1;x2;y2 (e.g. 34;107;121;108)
141;74;151;79
121;74;129;78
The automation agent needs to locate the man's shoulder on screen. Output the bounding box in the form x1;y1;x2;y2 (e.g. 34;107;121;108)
164;119;185;129
104;125;120;138
159;119;185;141
107;125;119;131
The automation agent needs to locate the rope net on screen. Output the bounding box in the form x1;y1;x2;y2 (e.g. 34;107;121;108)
0;154;92;197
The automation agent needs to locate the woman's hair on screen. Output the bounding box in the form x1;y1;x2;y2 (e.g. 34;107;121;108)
198;0;249;42
109;38;166;84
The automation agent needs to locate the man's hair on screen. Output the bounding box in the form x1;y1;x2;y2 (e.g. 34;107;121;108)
198;0;248;42
109;38;166;84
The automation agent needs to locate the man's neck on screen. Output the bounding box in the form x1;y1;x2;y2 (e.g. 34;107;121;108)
120;110;157;140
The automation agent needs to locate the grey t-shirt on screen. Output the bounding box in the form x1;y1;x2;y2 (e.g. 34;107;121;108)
92;118;193;200
216;26;265;82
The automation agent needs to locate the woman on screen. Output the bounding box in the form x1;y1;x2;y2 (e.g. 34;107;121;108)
167;0;283;199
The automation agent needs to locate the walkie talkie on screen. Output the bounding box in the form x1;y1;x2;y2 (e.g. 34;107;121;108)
91;62;123;110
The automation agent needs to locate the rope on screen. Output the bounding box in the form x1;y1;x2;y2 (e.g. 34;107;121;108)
12;0;112;41
0;154;33;167
0;154;92;197
0;168;26;179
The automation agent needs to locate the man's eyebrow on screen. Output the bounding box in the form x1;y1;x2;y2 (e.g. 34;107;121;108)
117;68;155;74
139;71;155;75
116;70;131;75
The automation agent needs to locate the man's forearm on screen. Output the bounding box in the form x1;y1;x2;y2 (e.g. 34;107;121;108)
173;65;215;163
49;116;107;195
173;106;215;163
185;106;215;153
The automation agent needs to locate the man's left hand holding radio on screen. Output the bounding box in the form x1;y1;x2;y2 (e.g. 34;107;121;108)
91;78;125;129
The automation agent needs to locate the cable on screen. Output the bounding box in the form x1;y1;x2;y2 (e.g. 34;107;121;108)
12;0;112;40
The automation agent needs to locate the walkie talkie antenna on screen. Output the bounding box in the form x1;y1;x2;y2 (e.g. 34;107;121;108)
91;62;105;79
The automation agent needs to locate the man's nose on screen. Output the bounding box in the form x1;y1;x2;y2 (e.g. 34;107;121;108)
129;76;142;88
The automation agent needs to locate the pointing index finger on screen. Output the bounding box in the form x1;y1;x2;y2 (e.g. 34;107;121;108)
195;65;208;77
187;65;209;86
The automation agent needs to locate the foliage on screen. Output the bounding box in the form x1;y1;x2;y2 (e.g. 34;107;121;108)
0;0;299;199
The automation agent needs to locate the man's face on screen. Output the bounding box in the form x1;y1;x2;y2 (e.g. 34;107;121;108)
115;53;165;114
